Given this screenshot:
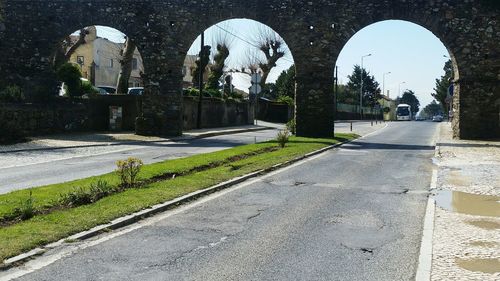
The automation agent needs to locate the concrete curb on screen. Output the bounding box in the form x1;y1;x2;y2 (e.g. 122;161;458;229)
0;127;273;154
415;123;441;281
0;137;350;270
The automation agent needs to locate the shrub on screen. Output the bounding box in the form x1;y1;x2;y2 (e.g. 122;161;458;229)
277;95;294;106
276;129;290;148
81;80;98;95
286;119;296;135
15;191;35;220
60;186;93;206
59;180;113;207
57;63;82;97
0;85;25;103
116;157;144;188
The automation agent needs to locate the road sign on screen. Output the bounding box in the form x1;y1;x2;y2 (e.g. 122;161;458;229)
251;73;262;84
249;84;262;95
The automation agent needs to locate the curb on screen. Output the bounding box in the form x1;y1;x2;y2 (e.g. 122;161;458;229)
415;123;441;281
0;137;349;270
0;127;273;154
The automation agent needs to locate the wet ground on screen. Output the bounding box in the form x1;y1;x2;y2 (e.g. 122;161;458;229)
431;123;500;280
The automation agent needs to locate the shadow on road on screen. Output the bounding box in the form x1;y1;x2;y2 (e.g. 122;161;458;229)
345;141;435;151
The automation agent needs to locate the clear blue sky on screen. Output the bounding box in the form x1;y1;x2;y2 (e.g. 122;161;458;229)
95;19;449;110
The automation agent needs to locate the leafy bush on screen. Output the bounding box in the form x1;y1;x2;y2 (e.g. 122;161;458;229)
0;85;25;103
15;191;35;220
59;180;113;207
276;129;290;148
286;119;296;135
116;158;144;188
81;80;98;95
56;63;82;97
277;95;294;106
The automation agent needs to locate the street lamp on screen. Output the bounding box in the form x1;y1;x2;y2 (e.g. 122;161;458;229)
383;72;391;98
398;81;406;97
360;53;372;119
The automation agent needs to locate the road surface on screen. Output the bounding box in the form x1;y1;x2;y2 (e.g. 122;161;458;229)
5;121;439;281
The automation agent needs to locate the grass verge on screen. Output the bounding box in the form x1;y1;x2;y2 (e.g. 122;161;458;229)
0;134;357;262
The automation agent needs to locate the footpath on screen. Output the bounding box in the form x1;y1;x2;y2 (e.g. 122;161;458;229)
431;122;500;280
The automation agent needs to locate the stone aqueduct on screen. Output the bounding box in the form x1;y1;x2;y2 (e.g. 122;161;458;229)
0;0;498;139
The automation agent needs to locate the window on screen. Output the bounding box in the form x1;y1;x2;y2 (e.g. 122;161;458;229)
132;58;138;70
108;59;113;68
76;56;84;66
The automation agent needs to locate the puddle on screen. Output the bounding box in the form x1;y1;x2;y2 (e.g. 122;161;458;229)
469;241;498;247
468;220;500;230
434;190;500;217
456;258;500;274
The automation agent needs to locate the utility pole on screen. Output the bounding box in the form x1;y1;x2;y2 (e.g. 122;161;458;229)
196;31;204;129
360;54;372;120
334;66;339;121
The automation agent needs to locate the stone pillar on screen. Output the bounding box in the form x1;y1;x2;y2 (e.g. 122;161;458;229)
453;76;500;139
135;44;184;137
295;60;335;138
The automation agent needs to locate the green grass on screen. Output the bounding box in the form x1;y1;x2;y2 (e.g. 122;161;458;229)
0;134;357;261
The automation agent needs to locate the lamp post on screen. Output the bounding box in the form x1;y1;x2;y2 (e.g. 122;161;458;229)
398;81;406;97
383;72;391;98
360;53;372;119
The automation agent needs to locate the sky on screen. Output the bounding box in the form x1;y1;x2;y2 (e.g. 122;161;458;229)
91;19;449;110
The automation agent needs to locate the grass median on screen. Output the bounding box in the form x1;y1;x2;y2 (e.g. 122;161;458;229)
0;134;357;262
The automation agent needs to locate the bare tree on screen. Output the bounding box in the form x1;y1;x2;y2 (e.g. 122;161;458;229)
253;26;288;86
206;30;233;90
116;36;136;94
53;28;89;69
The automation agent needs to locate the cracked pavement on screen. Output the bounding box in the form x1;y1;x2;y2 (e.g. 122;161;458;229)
7;121;438;281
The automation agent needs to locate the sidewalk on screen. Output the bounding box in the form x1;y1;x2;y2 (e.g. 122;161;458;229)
431;123;500;280
0;123;277;154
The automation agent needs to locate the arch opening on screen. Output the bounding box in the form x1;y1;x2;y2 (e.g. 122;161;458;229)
53;25;146;97
334;20;457;123
182;18;296;128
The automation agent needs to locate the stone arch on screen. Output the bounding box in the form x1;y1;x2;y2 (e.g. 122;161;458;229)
0;0;497;139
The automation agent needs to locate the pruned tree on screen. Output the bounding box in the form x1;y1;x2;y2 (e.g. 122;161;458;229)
53;28;89;69
116;36;136;94
206;31;232;90
192;45;211;86
253;26;288;87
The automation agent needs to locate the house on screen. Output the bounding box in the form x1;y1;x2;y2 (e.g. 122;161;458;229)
182;54;211;89
379;95;397;121
68;26;144;89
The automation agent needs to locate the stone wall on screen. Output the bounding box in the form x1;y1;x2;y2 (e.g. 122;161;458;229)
0;101;89;136
182;97;254;130
0;0;498;139
0;97;253;138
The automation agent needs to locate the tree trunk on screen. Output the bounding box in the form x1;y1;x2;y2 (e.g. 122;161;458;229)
116;37;136;94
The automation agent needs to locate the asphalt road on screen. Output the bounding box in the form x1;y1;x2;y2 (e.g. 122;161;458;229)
0;130;279;194
7;121;439;281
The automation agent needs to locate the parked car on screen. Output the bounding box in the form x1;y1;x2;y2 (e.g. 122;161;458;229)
127;87;144;95
415;116;426;121
97;86;116;94
432;115;443;122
